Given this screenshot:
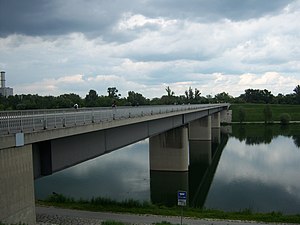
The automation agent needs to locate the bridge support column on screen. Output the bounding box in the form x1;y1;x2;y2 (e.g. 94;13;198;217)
189;116;212;141
0;145;36;225
149;126;189;171
211;112;221;144
211;112;220;129
220;109;232;123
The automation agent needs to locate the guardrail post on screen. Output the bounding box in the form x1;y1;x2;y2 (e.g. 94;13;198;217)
43;112;47;130
62;111;66;127
20;111;23;132
54;111;57;128
32;112;35;131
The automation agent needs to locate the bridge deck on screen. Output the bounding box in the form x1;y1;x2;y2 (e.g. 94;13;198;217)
0;104;228;136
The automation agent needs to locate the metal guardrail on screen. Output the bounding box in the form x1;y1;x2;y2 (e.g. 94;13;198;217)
0;104;226;136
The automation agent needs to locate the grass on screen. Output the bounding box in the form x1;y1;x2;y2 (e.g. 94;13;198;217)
37;194;300;224
230;104;300;122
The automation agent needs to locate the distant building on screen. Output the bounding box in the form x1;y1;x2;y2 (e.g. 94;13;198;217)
0;71;13;97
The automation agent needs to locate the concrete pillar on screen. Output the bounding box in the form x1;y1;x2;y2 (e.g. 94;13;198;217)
220;110;232;123
189;116;211;141
0;145;36;225
211;112;220;128
149;126;189;171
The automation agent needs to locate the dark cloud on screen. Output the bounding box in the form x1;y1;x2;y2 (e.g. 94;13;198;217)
0;0;294;38
0;0;127;37
142;0;294;21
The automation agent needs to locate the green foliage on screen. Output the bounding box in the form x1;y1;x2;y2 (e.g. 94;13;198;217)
231;104;300;122
45;193;75;203
240;89;274;104
39;193;300;224
294;85;300;104
127;91;149;106
85;89;99;107
154;222;176;225
107;87;120;99
280;113;291;125
1;85;300;111
214;92;234;103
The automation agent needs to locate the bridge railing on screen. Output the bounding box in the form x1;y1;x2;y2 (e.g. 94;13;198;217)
0;104;227;135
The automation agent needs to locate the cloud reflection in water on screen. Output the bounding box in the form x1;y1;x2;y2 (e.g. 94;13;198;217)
205;136;300;214
35;139;150;201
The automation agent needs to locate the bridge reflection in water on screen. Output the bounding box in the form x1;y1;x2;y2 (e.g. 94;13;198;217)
150;127;229;207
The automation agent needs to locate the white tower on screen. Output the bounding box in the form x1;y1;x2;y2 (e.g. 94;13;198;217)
0;71;13;97
0;71;5;88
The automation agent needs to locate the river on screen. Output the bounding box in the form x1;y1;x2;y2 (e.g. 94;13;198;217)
35;124;300;214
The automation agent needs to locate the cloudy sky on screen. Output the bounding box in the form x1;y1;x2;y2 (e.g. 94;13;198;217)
1;0;300;98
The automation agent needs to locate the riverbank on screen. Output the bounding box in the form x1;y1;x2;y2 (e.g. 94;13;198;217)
230;104;300;122
36;194;300;224
36;205;296;225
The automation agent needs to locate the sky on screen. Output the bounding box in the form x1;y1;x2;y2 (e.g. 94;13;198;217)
0;0;300;99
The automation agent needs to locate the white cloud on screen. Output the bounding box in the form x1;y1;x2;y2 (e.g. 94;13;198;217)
1;1;300;98
216;136;300;196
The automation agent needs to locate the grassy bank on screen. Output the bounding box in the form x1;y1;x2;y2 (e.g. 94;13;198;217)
37;194;300;224
230;104;300;122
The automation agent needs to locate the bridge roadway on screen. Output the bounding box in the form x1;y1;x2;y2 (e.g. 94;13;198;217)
0;103;230;224
0;104;229;149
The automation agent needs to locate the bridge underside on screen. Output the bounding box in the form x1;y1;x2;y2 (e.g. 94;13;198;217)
33;109;213;178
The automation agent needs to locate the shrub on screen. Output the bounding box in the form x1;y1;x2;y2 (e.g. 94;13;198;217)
279;113;291;125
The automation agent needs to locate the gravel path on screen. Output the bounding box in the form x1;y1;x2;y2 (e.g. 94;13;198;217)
36;206;290;225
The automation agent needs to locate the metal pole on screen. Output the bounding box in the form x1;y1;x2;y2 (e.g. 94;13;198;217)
181;206;183;225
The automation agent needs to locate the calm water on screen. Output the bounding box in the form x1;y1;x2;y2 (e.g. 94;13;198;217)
35;124;300;214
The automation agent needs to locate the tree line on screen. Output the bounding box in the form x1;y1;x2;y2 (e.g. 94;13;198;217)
0;85;300;110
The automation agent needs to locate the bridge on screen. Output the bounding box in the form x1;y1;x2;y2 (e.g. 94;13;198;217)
0;104;231;224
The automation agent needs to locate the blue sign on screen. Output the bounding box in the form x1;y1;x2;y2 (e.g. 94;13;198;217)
177;191;187;206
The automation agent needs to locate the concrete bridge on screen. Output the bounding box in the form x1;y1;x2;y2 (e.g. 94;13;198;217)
0;104;231;224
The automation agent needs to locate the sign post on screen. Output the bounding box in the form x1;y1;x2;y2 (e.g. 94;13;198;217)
177;191;187;225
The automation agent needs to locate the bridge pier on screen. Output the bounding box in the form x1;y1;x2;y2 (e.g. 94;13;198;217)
211;112;220;129
189;116;212;141
149;126;189;171
0;145;36;225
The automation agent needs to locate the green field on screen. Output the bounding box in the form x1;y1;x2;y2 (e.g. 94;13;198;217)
230;104;300;122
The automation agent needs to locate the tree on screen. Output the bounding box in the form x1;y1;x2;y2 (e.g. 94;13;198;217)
184;87;202;103
127;91;148;106
214;92;233;103
280;113;291;125
165;86;174;97
194;88;201;101
85;89;98;107
294;85;300;104
107;87;120;99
